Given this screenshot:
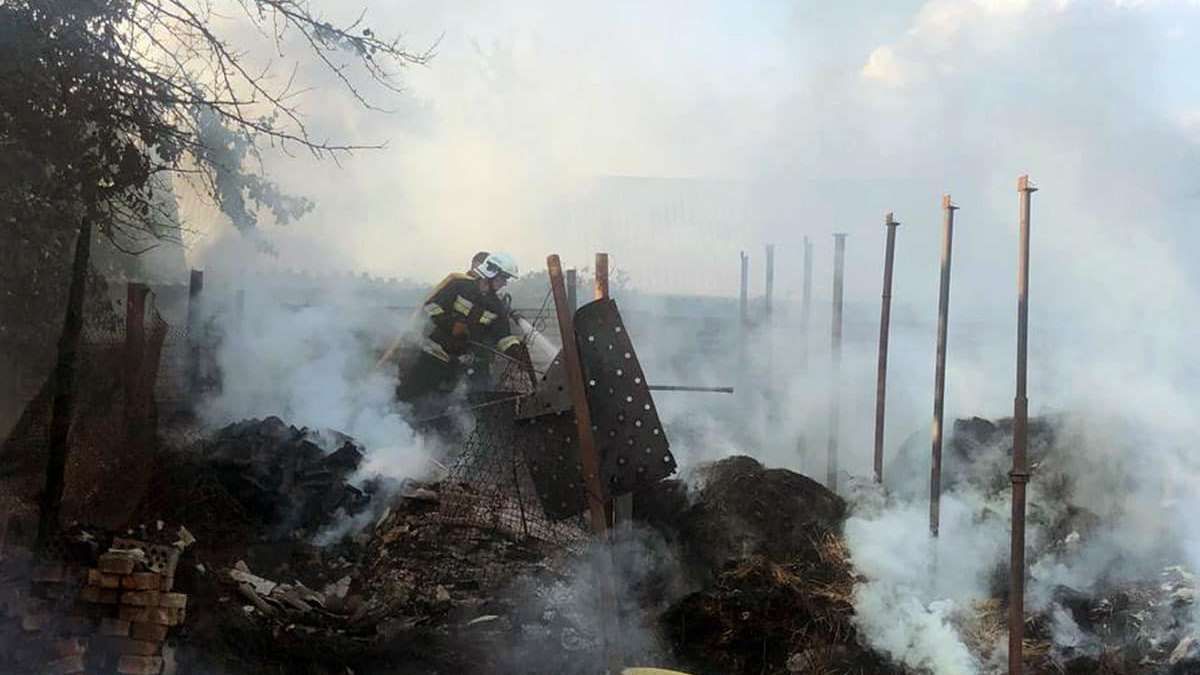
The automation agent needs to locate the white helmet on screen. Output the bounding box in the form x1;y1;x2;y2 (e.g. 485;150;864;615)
476;252;519;280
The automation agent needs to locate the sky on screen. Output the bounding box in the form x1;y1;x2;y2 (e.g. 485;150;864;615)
182;0;1200;313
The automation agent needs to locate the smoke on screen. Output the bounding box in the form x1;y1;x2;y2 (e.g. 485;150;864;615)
194;234;435;488
495;525;683;673
168;0;1200;671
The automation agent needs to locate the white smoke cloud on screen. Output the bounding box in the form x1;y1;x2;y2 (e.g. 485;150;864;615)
170;0;1200;669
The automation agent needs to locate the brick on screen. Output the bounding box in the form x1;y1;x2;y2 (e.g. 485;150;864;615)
158;593;187;610
116;637;162;657
122;573;162;591
45;654;86;674
130;621;168;642
121;591;160;607
120;605;171;625
117;655;163;675
80;586;119;604
89;569;123;589
99;617;131;636
98;552;138;575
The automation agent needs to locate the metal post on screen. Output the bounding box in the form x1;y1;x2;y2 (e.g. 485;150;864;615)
1009;176;1036;675
566;268;578;312
930;195;958;537
874;213;900;484
828;233;847;492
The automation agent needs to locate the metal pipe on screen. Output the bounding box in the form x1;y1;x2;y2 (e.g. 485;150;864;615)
647;385;734;394
930;195;958;537
828;233;847;492
1009;175;1037;675
874;213;900;484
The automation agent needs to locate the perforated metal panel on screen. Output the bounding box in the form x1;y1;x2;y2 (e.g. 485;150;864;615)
515;298;675;520
575;299;675;495
518;410;588;520
515;356;573;420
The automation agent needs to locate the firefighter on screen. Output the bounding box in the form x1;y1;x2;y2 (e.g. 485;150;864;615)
395;252;531;416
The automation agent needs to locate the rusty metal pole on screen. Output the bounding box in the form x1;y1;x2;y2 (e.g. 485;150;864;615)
828;233;847;492
874;213;900;484
1009;176;1037;675
930;195;958;537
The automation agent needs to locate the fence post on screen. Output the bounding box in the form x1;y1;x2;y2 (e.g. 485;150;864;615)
827;233;847;492
1009;176;1037;675
874;213;900;484
930;195;958;537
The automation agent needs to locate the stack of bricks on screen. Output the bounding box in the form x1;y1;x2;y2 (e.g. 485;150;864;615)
75;540;186;675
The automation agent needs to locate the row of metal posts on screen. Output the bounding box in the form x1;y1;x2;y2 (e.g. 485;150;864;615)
737;176;1036;673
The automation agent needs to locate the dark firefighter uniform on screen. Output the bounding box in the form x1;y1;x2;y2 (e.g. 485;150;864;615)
395;272;527;415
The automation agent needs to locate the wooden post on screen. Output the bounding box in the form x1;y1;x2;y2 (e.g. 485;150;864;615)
548;254;621;671
549;255;608;535
1009;176;1037;675
930;195;958;537
828;233;847;492
594;253;610;301
874;214;900;484
37;219;92;552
